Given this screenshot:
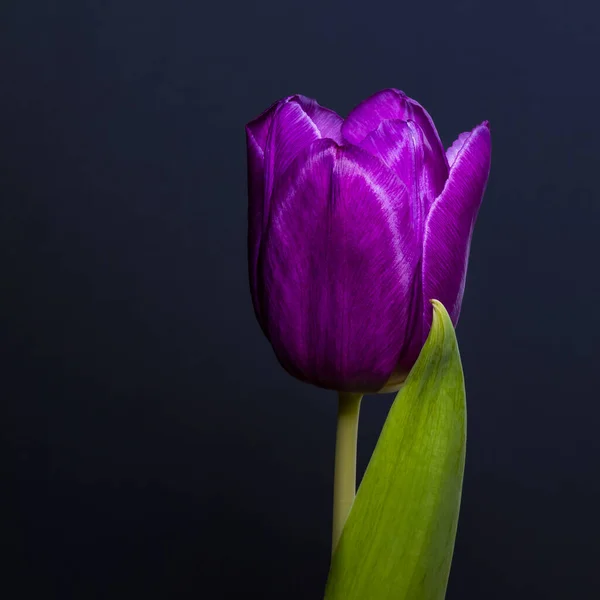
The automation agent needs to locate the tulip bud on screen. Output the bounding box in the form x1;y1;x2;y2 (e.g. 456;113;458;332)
246;89;491;393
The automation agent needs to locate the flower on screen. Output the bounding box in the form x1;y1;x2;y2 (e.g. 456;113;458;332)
246;89;491;393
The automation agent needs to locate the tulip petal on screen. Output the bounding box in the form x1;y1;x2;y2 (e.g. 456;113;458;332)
359;119;449;237
263;97;344;225
259;139;419;392
421;122;491;334
246;95;340;327
247;95;343;157
263;101;322;211
297;95;344;144
342;89;448;172
246;98;291;329
246;99;279;155
445;130;473;167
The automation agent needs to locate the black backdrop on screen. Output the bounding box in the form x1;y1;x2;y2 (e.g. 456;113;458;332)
2;1;599;598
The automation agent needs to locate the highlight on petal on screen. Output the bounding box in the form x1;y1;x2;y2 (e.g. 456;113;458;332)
446;130;473;167
342;89;448;172
263;97;346;226
246;95;343;329
259;139;419;392
263;101;322;212
359;119;449;236
295;95;344;143
246;95;342;159
421;122;491;335
246;96;295;329
246;100;279;156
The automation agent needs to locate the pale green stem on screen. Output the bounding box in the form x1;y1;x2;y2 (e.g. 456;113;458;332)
332;391;363;553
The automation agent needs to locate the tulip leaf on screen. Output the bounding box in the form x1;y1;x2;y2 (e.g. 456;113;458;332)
324;300;466;600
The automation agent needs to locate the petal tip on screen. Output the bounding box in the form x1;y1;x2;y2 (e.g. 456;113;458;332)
477;120;491;133
383;87;407;96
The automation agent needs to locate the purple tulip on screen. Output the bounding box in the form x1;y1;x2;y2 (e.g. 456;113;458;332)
246;89;491;393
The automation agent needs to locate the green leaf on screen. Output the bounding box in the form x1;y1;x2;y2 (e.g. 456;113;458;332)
324;300;466;600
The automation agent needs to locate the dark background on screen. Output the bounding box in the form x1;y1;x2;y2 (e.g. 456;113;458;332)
1;0;598;598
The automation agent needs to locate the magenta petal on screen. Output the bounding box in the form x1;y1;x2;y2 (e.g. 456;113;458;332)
246;97;293;327
342;89;448;169
247;95;342;156
259;139;419;392
263;101;322;212
422;122;491;335
295;95;344;143
446;130;473;167
246;95;343;330
359;119;449;236
246;99;279;155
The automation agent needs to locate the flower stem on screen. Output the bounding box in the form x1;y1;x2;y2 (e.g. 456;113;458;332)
332;391;363;553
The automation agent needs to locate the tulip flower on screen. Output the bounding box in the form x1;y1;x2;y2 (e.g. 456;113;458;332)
246;89;491;394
